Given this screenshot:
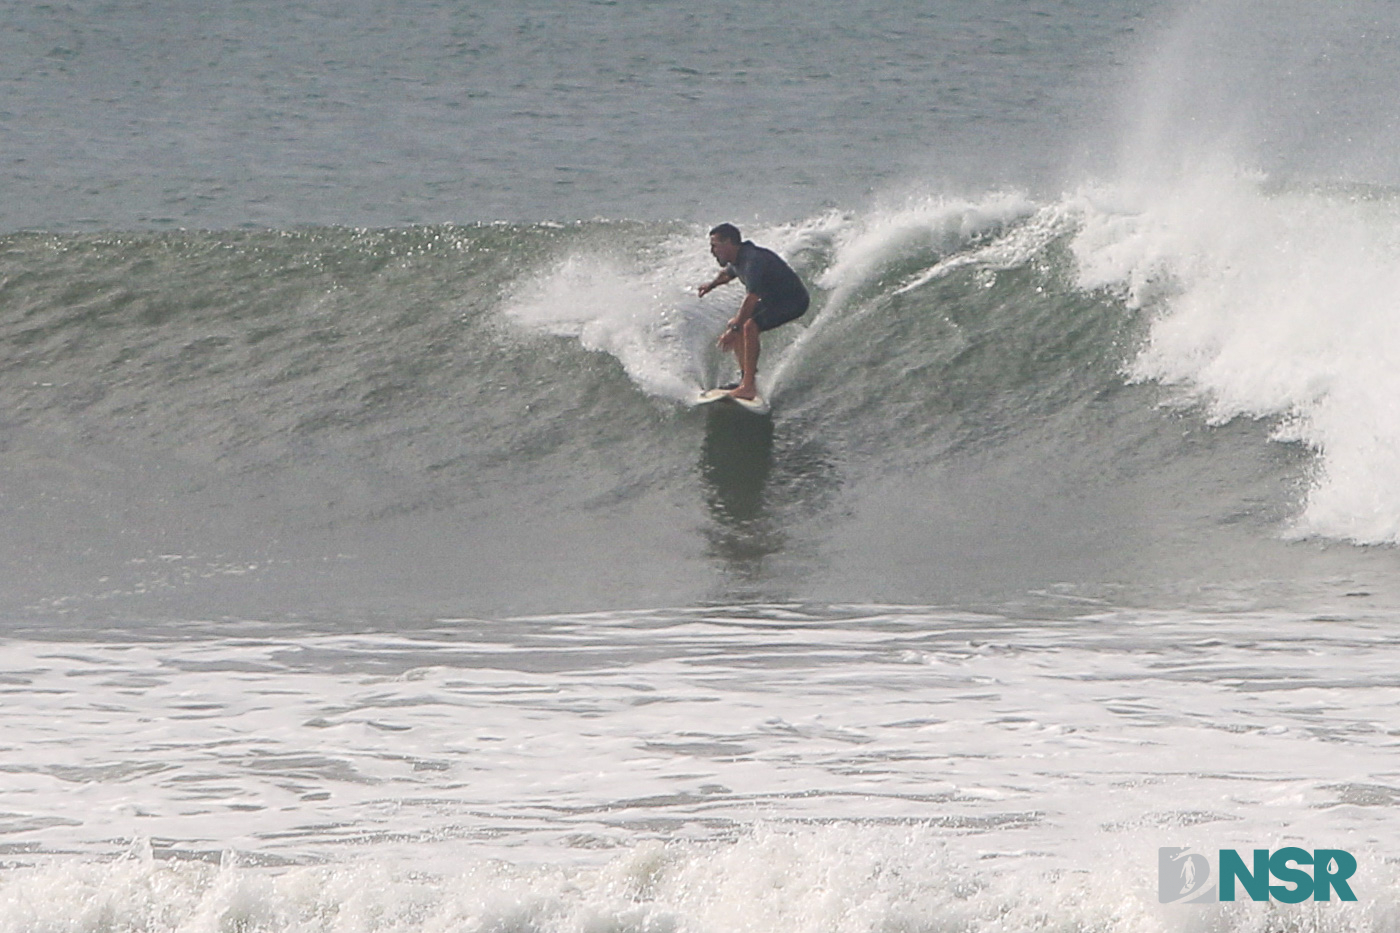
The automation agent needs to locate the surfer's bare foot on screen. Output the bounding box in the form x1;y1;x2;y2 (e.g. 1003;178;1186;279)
727;385;757;401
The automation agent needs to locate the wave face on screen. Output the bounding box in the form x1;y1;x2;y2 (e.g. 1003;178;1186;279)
4;173;1400;624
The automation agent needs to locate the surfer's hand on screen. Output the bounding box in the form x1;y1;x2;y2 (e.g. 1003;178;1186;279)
698;283;711;297
717;319;740;348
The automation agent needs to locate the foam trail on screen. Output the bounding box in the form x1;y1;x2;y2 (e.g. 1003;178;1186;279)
1071;169;1400;544
502;234;722;403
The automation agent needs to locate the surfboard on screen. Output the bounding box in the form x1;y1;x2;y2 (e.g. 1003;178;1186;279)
697;388;770;415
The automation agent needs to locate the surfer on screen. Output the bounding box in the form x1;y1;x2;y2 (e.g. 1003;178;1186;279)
698;223;809;401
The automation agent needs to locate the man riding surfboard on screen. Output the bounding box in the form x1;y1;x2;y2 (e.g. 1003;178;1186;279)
698;224;810;401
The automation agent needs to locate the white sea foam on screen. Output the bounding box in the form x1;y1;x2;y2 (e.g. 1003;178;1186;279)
1070;168;1400;544
0;608;1397;930
3;821;1393;933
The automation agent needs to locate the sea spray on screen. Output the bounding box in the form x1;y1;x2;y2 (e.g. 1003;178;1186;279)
1069;169;1400;544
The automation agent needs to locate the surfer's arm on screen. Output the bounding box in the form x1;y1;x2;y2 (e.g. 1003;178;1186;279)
722;291;760;333
698;269;736;297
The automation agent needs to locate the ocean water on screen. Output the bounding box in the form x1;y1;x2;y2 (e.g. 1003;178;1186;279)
3;1;1400;930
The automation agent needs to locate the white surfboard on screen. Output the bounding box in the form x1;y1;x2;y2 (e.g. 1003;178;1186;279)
697;388;770;415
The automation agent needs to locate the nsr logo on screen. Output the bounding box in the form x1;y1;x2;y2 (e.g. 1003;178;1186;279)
1159;847;1358;904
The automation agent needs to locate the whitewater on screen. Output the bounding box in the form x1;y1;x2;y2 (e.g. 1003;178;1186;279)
4;0;1400;931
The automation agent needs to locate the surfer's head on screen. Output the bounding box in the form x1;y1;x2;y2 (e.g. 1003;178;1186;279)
709;223;742;265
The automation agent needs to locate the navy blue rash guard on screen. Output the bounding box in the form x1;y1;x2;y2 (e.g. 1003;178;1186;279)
725;240;810;331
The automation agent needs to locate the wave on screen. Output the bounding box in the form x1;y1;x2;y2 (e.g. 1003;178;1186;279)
496;171;1400;549
3;170;1400;620
1072;171;1400;544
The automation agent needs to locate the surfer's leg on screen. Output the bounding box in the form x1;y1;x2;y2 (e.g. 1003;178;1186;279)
728;293;806;397
729;318;760;399
719;326;741;381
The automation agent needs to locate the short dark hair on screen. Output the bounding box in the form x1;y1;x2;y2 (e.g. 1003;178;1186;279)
709;223;742;244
